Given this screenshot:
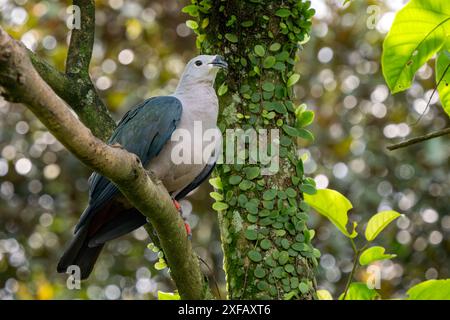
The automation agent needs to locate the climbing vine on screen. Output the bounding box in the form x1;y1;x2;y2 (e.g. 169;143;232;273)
184;0;318;299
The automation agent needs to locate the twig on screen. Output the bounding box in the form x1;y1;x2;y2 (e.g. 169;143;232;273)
387;127;450;151
198;255;222;299
411;62;450;126
342;240;361;300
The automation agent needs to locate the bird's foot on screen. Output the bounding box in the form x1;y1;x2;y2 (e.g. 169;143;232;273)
172;199;192;240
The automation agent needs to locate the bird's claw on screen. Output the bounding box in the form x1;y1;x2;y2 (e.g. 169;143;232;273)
172;199;192;239
184;222;192;240
172;199;182;212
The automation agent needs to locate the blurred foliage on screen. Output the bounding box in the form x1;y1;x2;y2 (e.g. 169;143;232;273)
297;0;450;299
0;0;448;300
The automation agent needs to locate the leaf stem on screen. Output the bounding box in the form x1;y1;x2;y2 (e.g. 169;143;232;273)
342;239;361;300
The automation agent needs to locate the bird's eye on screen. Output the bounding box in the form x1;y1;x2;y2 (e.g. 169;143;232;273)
195;60;203;66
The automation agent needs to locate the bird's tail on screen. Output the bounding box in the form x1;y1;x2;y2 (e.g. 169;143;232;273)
57;224;104;280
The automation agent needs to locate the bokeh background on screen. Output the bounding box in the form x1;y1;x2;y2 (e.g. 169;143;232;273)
0;0;448;299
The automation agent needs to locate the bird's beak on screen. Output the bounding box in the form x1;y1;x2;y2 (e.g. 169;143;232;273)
209;55;228;69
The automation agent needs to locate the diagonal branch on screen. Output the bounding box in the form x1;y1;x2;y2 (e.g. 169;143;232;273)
0;27;210;300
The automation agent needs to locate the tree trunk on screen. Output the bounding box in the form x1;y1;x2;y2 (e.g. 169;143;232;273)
187;0;318;299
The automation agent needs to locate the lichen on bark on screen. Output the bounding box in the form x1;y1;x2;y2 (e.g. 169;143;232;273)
185;0;319;299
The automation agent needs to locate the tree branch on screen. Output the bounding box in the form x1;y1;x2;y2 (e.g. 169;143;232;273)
25;1;116;141
0;27;210;300
29;49;116;141
386;127;450;151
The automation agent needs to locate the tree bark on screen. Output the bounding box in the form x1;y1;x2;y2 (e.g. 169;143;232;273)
190;0;318;299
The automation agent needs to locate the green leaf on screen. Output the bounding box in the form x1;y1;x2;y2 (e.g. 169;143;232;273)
262;82;275;92
209;177;223;190
269;42;281;52
239;179;253;191
299;184;316;195
225;33;238;43
382;0;450;93
275;8;291;18
296;110;315;127
317;289;333;300
254;45;266;57
298;282;309;294
209;192;223;201
287;73;300;87
365;210;401;241
260;239;272;250
286;188;297;198
181;5;198;17
254;266;266;278
158;291;180;300
185;20;198;30
359;246;397;266
282;124;299;137
245;228;258;241
263;189;277;201
436;50;450;117
297;128;314;141
201;18;209;29
218;83;228;96
278;251;289;265
407;279;450;300
245;201;258;214
154;260;167;270
303;189;357;238
212;201;229;211
229;175;242;185
248;250;262;262
339;283;380;300
263;56;276;68
244;167;260;180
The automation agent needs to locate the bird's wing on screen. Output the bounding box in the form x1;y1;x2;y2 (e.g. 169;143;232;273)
75;96;182;233
173;161;216;200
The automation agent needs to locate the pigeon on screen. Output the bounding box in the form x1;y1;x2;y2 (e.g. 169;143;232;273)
57;55;227;279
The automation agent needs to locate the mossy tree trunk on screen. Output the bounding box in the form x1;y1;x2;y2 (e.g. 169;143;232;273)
185;0;318;299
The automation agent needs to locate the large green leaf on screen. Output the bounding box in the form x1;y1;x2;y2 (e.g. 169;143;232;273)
339;283;380;300
407;279;450;300
365;210;401;242
304;189;357;238
382;0;450;94
436;50;450;116
359;246;396;266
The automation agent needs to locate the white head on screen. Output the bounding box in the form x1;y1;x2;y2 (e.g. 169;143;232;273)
176;55;228;90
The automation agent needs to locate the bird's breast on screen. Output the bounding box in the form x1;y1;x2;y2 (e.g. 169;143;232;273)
146;98;219;193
